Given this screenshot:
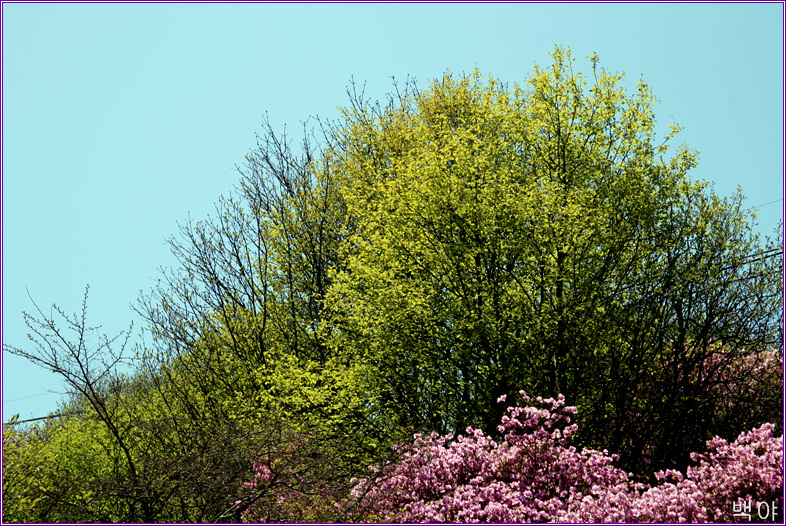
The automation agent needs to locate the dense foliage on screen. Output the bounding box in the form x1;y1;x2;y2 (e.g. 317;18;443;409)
4;47;782;523
323;49;782;474
333;391;782;523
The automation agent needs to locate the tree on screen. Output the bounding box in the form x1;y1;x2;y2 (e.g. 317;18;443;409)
3;416;65;523
3;287;152;521
321;46;783;474
132;116;401;519
3;288;282;522
4;114;400;522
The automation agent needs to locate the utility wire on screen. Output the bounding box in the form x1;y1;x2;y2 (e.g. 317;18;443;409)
753;198;783;208
3;392;59;404
714;248;782;273
4;410;83;426
734;248;782;267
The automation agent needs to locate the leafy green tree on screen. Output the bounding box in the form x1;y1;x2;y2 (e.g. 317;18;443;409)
322;47;783;473
4;116;395;522
3;417;64;523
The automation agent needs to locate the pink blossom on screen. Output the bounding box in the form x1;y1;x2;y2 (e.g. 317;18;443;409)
346;391;783;523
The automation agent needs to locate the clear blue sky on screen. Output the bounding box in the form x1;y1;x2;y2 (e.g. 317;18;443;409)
2;2;783;422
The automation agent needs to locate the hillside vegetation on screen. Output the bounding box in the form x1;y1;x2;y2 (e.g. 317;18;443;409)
4;47;782;523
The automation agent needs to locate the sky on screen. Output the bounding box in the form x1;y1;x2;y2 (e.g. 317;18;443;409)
2;2;784;423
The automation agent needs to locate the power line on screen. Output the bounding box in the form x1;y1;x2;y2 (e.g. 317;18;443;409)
3;392;59;404
711;247;780;270
6;414;61;425
753;198;783;208
3;240;780;427
4;411;83;426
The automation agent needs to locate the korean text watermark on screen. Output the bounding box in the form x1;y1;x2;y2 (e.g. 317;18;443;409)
733;499;780;522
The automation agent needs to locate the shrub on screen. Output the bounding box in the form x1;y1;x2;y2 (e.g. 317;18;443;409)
342;391;782;523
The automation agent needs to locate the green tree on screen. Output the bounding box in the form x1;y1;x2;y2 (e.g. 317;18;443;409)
3;417;64;523
322;47;783;474
132;117;400;519
4;115;399;522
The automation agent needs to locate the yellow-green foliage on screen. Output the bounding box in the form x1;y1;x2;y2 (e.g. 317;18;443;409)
319;46;781;461
322;47;697;433
6;47;781;524
3;421;52;523
2;409;126;523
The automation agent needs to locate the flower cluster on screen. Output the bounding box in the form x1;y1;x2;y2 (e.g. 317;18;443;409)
686;423;784;522
242;462;272;490
347;391;783;523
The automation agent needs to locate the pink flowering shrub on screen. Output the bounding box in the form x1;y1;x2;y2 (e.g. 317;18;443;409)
560;423;783;523
686;423;784;522
345;391;783;523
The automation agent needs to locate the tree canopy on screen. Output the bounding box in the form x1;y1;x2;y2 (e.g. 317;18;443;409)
322;47;782;471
